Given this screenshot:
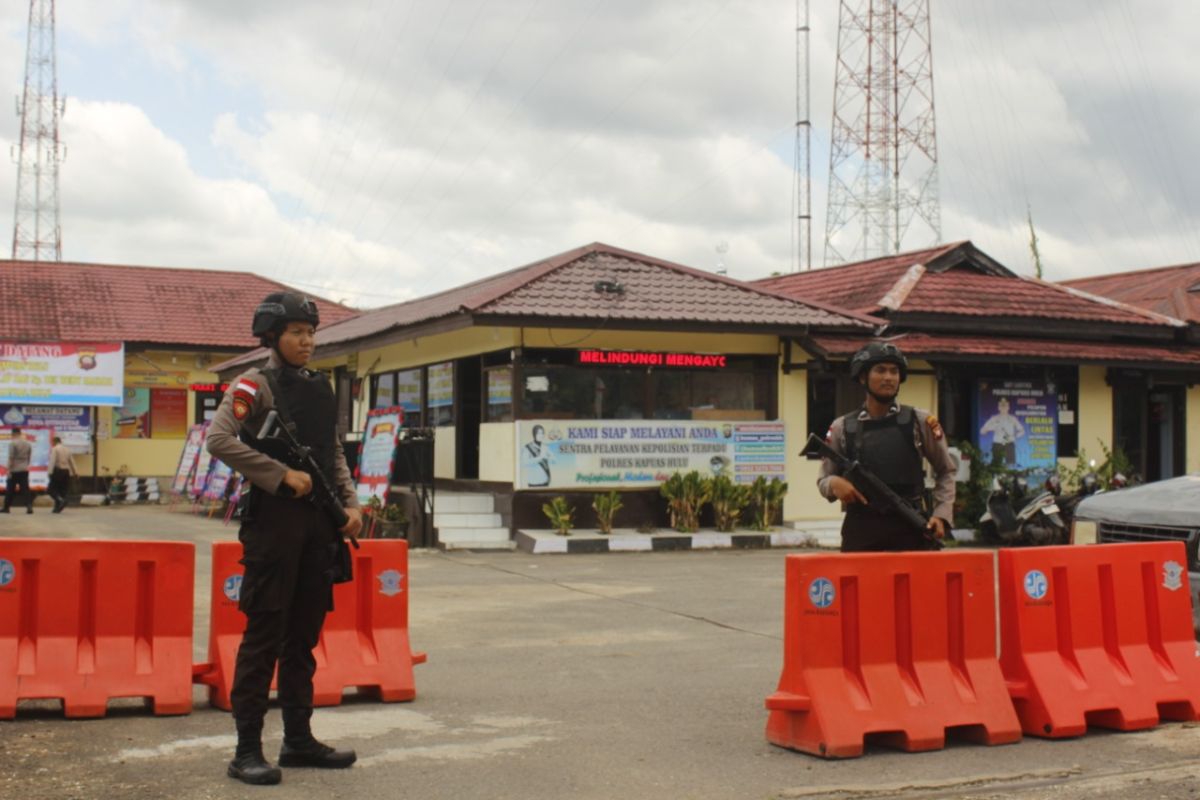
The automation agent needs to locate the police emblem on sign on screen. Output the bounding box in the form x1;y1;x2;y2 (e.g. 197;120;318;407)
0;558;14;587
1163;560;1184;592
377;569;403;597
808;577;835;609
223;575;243;602
1024;569;1048;600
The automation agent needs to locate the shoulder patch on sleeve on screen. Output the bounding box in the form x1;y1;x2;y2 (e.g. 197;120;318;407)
926;414;944;441
233;396;251;420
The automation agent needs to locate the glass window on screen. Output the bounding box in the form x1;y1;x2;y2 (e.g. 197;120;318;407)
395;369;422;426
426;362;454;426
373;372;395;409
485;366;513;422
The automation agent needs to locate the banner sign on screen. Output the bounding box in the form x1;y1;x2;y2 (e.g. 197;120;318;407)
0;342;124;405
190;437;215;498
974;379;1058;471
514;419;786;490
355;407;404;505
172;425;207;495
203;460;234;502
0;405;91;453
0;427;52;491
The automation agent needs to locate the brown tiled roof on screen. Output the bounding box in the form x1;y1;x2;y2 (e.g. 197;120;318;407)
754;242;966;314
0;259;357;348
1063;262;1200;324
754;241;1183;328
806;332;1200;368
316;242;877;347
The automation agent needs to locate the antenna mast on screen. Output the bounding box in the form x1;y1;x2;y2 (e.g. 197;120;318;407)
12;0;65;261
823;0;940;265
793;0;812;271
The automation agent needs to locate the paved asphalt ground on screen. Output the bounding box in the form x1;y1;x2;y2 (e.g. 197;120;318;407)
2;504;1200;800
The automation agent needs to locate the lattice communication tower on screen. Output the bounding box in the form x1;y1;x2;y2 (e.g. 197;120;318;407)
11;0;65;261
823;0;940;266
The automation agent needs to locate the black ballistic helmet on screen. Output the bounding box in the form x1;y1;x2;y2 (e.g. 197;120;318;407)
849;342;908;382
251;292;320;339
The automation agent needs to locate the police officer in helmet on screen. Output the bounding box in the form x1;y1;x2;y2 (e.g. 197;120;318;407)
816;342;956;552
207;292;364;785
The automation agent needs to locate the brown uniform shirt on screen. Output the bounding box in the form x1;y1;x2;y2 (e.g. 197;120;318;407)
816;403;957;523
205;353;359;509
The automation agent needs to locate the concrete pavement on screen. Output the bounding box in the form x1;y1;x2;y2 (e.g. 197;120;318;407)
1;505;1199;799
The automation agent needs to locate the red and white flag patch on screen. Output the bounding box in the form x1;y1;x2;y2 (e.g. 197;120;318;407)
232;378;258;421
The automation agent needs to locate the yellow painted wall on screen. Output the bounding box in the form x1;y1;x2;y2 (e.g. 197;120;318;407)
781;341;825;521
434;426;456;480
1067;364;1114;469
479;423;515;483
90;348;226;478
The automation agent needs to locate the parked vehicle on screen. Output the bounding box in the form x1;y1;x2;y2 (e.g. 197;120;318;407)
1070;474;1200;636
979;474;1066;546
1045;471;1101;532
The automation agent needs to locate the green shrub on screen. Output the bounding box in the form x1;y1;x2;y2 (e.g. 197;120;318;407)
591;490;623;535
710;475;751;532
541;496;575;536
749;476;788;532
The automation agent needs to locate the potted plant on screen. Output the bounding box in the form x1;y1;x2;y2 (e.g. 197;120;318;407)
363;495;408;539
542;496;575;536
592;490;623;535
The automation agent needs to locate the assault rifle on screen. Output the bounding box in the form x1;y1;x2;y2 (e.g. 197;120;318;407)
253;410;359;580
805;433;941;548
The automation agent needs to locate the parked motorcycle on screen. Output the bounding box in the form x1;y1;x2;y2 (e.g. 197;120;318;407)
979;474;1067;546
1046;471;1101;532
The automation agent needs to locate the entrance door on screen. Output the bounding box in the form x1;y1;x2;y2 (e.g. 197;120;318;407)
1113;376;1186;482
1146;387;1186;482
456;356;482;479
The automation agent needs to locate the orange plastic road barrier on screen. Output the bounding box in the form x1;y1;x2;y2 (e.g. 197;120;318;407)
0;538;194;718
999;542;1200;738
765;551;1021;758
194;539;426;710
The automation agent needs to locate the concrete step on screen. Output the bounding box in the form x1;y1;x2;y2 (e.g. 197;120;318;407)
436;493;494;514
437;526;511;544
434;512;503;528
440;539;517;551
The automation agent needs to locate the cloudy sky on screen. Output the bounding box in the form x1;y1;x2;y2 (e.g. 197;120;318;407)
1;0;1196;308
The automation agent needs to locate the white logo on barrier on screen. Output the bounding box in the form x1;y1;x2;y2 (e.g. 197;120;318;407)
808;577;835;609
0;558;13;587
223;575;243;602
1164;561;1184;592
1024;569;1048;600
377;569;403;597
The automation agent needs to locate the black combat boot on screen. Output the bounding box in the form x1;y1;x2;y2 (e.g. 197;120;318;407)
228;718;283;785
278;707;356;769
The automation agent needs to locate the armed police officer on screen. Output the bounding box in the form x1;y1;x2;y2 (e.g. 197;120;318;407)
207;292;363;786
816;342;956;552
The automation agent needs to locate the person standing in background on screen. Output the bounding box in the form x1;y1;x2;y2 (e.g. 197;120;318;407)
3;427;33;514
48;436;77;513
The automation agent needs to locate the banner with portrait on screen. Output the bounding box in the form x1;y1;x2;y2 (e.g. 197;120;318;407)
514;419;786;490
974;379;1058;472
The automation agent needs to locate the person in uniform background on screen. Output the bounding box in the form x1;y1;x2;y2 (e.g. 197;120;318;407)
816;343;956;552
48;436;77;513
523;424;552;487
979;396;1025;466
207;293;363;786
3;427;33;514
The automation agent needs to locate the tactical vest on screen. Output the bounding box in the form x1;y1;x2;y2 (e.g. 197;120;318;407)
842;405;924;500
270;366;338;484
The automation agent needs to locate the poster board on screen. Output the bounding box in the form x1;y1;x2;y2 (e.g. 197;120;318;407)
190;438;215;498
0;426;52;491
974;379;1058;472
514;419;786;490
172;425;207;495
355;407;403;505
